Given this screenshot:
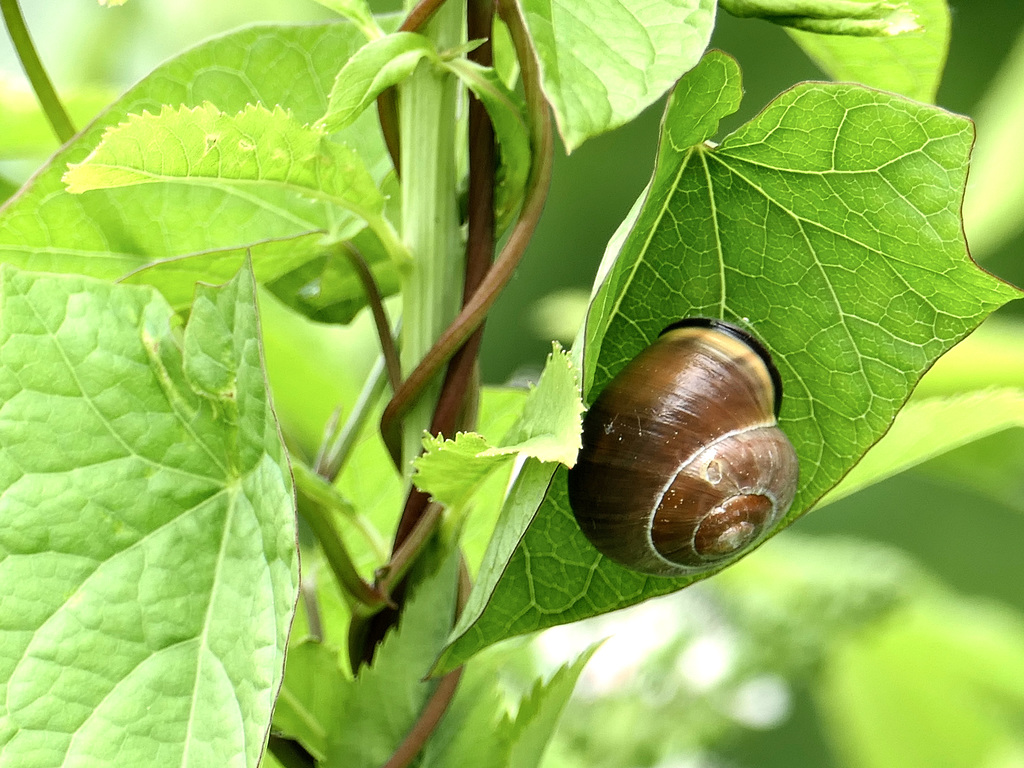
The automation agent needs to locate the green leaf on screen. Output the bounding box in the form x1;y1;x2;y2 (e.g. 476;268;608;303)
419;648;512;768
0;175;17;204
787;0;949;103
506;645;600;768
311;0;384;40
434;50;1021;673
319;32;440;133
520;0;716;151
260;232;400;325
963;23;1024;258
63;103;403;264
490;345;584;465
722;0;921;36
819;599;1024;768
272;640;347;761
458;388;532;575
442;58;531;226
0;263;298;766
416;433;511;510
0;22;397;324
818;389;1024;507
325;546;459;768
492;15;521;90
413;345;582;509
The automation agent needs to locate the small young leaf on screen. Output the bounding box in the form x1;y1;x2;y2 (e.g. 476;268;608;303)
787;0;949;103
0;263;298;766
0;22;398;320
519;0;716;151
66;104;396;241
413;345;583;509
312;0;384;40
416;433;511;511
442;58;530;225
319;32;440;133
487;344;584;465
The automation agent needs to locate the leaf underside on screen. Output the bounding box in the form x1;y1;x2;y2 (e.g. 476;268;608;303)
434;50;1022;674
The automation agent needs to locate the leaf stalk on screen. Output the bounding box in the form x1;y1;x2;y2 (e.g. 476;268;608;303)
1;0;74;143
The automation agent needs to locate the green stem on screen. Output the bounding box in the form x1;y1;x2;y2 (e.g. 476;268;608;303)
380;0;553;462
381;667;463;768
396;0;465;475
294;468;390;613
337;243;403;394
1;0;74;143
315;355;389;481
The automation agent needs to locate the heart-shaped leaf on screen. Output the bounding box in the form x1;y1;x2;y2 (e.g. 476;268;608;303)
433;50;1021;674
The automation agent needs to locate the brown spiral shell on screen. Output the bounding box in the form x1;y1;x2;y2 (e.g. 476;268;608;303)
567;319;799;576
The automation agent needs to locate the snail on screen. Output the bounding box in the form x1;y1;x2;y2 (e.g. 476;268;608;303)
567;318;799;576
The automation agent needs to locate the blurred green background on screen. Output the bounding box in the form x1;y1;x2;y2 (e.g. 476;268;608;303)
3;2;1024;767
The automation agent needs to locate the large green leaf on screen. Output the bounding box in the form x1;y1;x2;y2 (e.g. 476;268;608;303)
0;22;396;324
433;50;1021;673
62;103;404;265
520;0;717;151
0;264;297;766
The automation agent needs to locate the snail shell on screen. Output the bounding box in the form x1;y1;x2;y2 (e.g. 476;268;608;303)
567;319;799;576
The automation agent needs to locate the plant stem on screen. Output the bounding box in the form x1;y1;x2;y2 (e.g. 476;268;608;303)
389;0;497;548
337;243;402;394
295;474;390;612
1;0;74;143
299;571;323;642
431;0;495;439
315;356;388;481
395;0;465;474
379;554;471;768
381;668;463;768
377;501;444;595
375;0;453;174
380;0;553;461
400;0;451;33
